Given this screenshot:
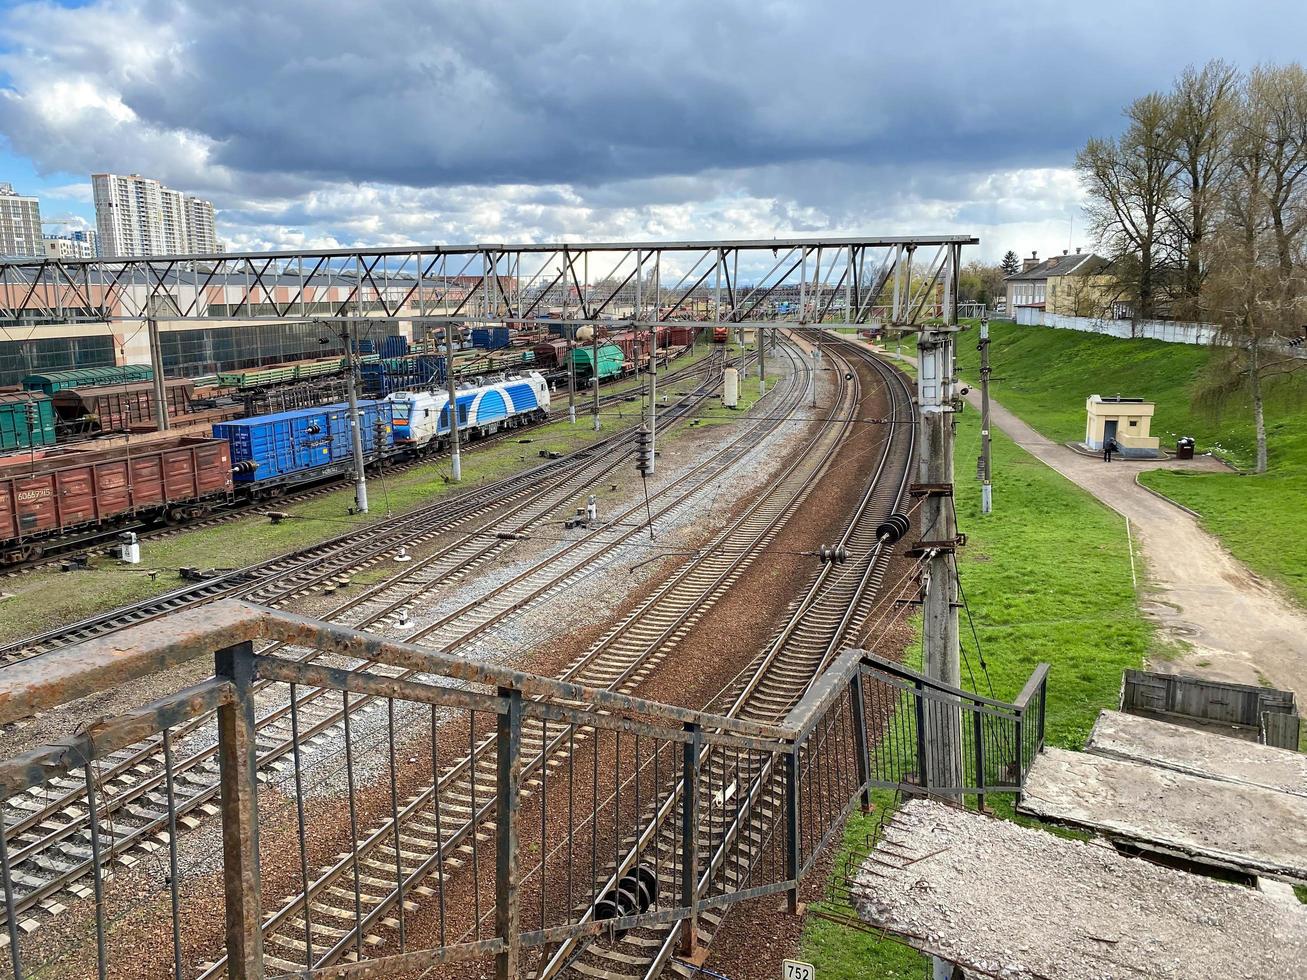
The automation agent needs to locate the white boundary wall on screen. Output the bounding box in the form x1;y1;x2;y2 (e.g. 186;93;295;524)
1013;306;1218;345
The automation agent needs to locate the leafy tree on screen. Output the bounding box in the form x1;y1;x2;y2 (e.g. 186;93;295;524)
1000;250;1020;277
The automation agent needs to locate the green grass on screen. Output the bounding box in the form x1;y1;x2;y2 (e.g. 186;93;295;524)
952;319;1307;607
0;349;721;643
801;409;1151;977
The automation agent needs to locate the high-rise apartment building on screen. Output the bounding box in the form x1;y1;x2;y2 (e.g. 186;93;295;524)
0;183;43;257
183;195;218;254
92;173;219;257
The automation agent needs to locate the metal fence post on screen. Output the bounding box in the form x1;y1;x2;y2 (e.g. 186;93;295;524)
216;640;264;979
678;723;701;958
1038;676;1048;750
972;708;985;812
848;674;872;814
784;745;801;914
914;680;929;793
1014;710;1025;805
495;688;523;980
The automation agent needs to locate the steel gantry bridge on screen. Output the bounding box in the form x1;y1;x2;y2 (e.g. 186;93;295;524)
0;236;976;328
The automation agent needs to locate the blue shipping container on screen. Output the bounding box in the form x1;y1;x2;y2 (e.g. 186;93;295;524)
214;408;334;483
361;356;446;397
471;327;510;350
318;400;393;459
213;400;392;483
379;335;410;359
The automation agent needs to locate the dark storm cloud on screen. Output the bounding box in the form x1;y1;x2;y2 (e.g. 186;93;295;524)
2;0;1305;255
7;0;1299;191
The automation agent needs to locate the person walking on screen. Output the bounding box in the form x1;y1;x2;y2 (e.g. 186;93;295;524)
1102;438;1115;463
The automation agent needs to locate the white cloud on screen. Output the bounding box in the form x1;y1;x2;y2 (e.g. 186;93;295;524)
42;182;94;204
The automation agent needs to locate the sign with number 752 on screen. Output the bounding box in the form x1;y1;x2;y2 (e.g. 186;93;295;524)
782;961;815;980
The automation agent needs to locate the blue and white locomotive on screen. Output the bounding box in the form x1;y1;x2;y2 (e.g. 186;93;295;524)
387;372;551;451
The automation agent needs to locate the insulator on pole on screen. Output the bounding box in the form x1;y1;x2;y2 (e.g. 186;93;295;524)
635;425;653;475
875;512;911;544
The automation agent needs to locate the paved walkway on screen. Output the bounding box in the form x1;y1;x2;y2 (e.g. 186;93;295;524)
878;348;1307;704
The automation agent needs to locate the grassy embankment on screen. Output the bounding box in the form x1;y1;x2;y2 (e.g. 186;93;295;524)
950;319;1307;607
800;404;1151;977
0;344;729;643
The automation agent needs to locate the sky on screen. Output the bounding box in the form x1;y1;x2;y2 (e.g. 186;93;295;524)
1;0;1304;262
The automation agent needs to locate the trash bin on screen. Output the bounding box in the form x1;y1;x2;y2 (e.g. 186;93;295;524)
1176;437;1195;460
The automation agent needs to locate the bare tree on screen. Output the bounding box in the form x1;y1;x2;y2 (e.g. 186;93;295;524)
1198;64;1307;473
1077;93;1181;319
1166;60;1240;312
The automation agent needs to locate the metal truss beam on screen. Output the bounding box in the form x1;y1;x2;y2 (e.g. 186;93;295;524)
0;236;977;327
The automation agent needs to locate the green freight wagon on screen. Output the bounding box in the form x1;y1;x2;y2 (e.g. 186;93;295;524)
22;365;154;395
0;393;56;452
216;364;301;388
571;343;625;382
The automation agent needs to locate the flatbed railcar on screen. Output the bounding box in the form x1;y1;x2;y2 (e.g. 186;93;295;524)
0;436;233;564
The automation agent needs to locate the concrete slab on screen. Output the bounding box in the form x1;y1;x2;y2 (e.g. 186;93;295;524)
1019;747;1307;882
1088;709;1307;797
854;799;1307;980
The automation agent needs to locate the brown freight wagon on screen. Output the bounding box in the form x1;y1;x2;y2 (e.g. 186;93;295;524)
606;330;639;361
531;339;570;369
0;435;233;563
669;325;699;347
52;379;194;434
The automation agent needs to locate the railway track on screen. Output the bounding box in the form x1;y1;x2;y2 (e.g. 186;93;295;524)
0;354;729;665
0;344;795;953
0;349;719;578
192;339;868;977
541;341;916;979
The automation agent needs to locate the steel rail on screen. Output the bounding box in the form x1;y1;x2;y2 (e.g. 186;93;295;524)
0;352;730;663
542;341;913;979
0;357;739;931
196;337;854;976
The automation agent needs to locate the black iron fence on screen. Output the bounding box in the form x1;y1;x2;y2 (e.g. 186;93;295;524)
0;600;1048;979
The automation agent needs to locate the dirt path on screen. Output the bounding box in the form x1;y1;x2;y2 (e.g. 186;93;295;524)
882;347;1307;706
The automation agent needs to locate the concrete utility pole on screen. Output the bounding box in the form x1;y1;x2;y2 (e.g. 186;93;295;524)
979;315;993;514
758;324;767;395
445;325;462;482
591;326;601;431
563;249;575;425
917;244;962;790
919;245;963;980
342;320;369;513
567;323;577;424
146;317;170;432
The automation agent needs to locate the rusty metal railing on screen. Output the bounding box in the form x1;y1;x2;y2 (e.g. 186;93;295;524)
0;600;1047;979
